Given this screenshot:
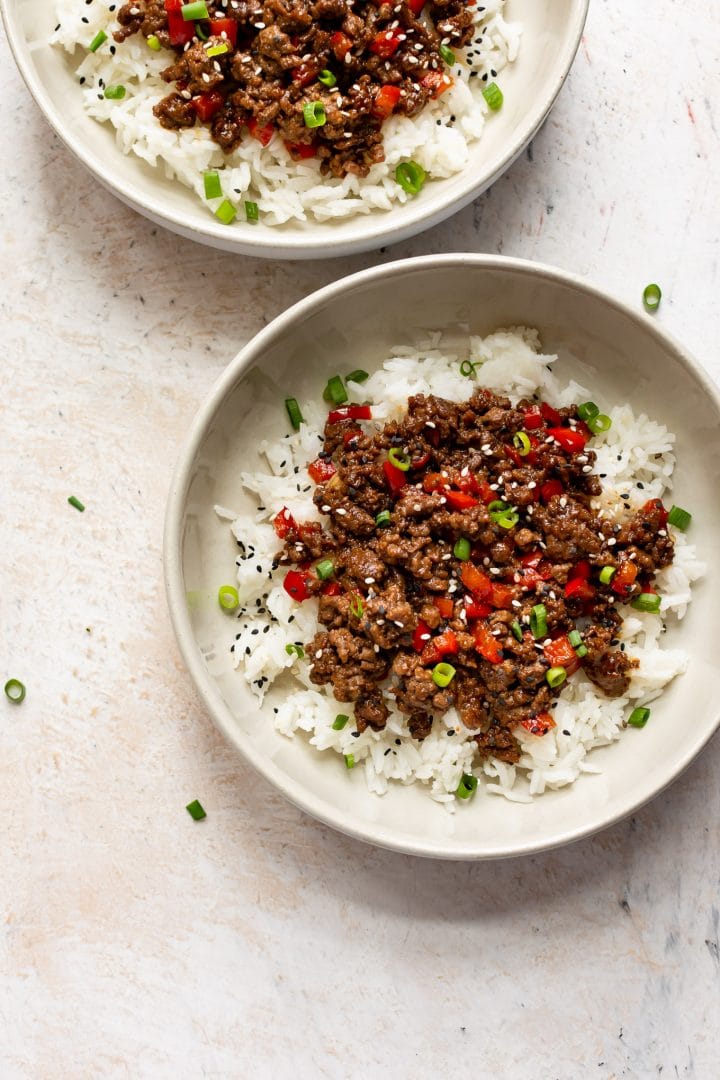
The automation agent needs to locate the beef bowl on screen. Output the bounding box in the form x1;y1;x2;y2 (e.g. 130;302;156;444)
3;0;587;257
164;255;719;858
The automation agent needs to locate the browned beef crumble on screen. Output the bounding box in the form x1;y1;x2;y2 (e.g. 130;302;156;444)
274;389;675;763
113;0;478;176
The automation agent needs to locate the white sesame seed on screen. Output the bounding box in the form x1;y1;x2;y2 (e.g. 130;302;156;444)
413;504;422;512
528;481;537;489
364;577;375;584
425;421;436;428
511;599;522;608
315;649;323;659
607;538;617;546
336;508;347;516
394;620;404;628
321;504;331;512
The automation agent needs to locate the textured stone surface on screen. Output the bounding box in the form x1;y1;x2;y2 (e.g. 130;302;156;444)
1;2;719;1076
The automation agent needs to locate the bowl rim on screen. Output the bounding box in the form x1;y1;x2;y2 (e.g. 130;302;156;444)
1;0;589;258
164;253;720;859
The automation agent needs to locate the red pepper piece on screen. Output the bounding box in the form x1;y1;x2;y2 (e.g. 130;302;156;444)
327;405;372;423
572;559;591;580
433;596;454;619
273;506;298;539
544;635;580;675
167;10;196;45
283;569;311;602
473;623;504;664
284;140;317;159
490;583;514;610
547;427;588;453
540;479;564;503
540;402;562;426
372;84;402;120
292;60;321;87
564;577;596;603
410;450;431;470
247;117;275;146
321;581;342;596
330;30;352;59
519;711;556;736
611;560;638;597
460;563;492;601
192;91;224;122
412;620;432;653
369;31;402;58
208;18;238;45
422;472;447;494
444;490;478;511
307;457;337;484
523;405;544;430
407;0;425;12
421;71;454;98
342;427;362;448
383;459;407;494
420;628;458;666
464;596;492;620
641;498;669;529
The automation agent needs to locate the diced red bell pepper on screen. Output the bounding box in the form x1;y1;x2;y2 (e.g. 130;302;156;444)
372;84;402;120
422;472;447;494
283;569;311;602
292;60;321;87
444;490;478;511
523;405;544;430
308;457;337;484
540;402;562;426
576;419;593;440
192;91;224;122
433;596;454;619
519;711;556;736
321;581;342;596
209;18;238;45
611;560;638;597
410;451;431;470
330;31;352;60
284;140;317;159
641;498;669;529
327;404;372;423
464;596;492;620
544;634;580;675
420;628;458;666
383;459;407;494
490;583;514;610
421;71;454;98
547;427;588;454
564;577;596;602
273;506;298;539
412;620;432;653
520;550;551;575
247;117;275;146
164;0;181;8
460;563;492;601
407;0;425;12
540;479;564;503
167;10;196;46
342;427;362;447
473;623;504;664
572;559;591;580
370;31;403;58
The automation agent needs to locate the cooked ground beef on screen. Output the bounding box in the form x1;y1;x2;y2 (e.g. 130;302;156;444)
274;389;675;762
114;0;475;176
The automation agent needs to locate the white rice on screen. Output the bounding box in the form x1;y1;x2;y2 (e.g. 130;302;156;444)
51;1;521;225
216;328;704;805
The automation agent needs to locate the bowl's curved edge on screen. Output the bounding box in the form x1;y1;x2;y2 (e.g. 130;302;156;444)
163;252;720;859
2;0;589;259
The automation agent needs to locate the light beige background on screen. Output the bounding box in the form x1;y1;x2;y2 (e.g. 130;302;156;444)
2;2;719;1077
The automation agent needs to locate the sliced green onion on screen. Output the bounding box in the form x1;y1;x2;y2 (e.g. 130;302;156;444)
631;592;662;613
181;1;208;20
395;161;426;195
344;753;355;769
195;22;209;40
388;448;411;471
513;431;531;456
628;706;650;728
4;679;25;704
345;368;369;384
456;773;478;800
439;44;456;66
588;413;612;434
453;537;471;561
146;34;162;50
530;604;547;639
318;69;337;88
546;666;567;689
285;397;303;430
482;81;503;110
568;629;583;648
376;510;391;528
492;508;519;530
315;558;335;581
185;799;206;820
575;644;588;658
218;584;239;611
487;500;508;514
511;620;523;642
88;29;107;51
214;198;237;225
332;714;349;730
350;594;364;619
668;505;692;531
245;200;259;223
203;169;222;199
68;495;85;512
432;662;456;688
577;401;599;421
323;374;348;405
104;84;126;99
599;566;616;584
459;359;478;377
285;643;305;659
303;101;327;128
206;42;229;57
643;283;662;311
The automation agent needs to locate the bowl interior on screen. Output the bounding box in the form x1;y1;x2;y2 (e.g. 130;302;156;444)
5;0;587;256
167;257;720;858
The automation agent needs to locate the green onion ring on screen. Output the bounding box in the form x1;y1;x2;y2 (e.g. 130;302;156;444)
388;448;411;471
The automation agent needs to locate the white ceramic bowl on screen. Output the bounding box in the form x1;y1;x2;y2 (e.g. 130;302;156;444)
164;255;720;858
2;0;587;258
